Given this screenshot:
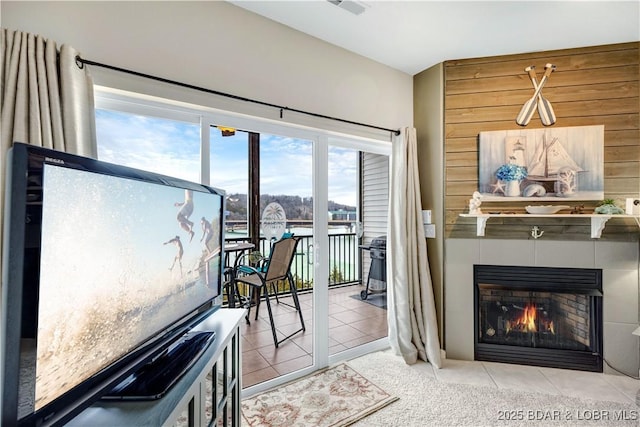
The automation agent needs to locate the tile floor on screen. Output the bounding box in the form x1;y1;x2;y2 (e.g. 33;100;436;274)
239;284;388;388
395;356;639;406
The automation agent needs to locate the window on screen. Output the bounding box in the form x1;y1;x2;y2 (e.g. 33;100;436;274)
209;127;249;195
95;109;201;183
94;90;391;248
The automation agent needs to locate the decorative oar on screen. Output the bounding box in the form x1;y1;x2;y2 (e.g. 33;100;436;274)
526;65;556;126
516;64;555;126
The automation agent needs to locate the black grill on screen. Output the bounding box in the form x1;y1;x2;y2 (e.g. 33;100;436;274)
359;236;386;300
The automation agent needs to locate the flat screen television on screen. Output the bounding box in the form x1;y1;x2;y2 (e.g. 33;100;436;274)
1;142;225;426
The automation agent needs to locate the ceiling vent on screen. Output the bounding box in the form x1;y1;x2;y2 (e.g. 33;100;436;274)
327;0;368;15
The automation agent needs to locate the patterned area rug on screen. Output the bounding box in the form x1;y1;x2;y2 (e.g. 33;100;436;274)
241;363;398;426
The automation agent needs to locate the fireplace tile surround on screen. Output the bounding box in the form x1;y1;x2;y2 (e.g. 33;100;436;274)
444;239;640;377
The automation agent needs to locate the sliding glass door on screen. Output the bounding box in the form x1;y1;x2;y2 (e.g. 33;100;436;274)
306;138;391;374
326;147;389;358
94;89;391;396
210;126;316;390
208;129;391;394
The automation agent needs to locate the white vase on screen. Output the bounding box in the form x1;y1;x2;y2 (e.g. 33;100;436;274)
504;180;521;197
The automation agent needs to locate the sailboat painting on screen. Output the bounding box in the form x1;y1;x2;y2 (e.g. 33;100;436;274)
478;125;604;201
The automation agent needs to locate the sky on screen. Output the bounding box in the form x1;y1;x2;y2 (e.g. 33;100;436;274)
95;109;358;207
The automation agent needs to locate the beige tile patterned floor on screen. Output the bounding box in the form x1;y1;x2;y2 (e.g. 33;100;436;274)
432;358;639;405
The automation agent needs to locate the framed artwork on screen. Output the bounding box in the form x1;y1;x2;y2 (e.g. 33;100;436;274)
478;125;604;201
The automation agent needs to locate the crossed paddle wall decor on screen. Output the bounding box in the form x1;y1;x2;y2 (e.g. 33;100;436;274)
516;63;557;127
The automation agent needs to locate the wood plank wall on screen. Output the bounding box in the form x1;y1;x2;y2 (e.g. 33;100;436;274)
444;42;640;240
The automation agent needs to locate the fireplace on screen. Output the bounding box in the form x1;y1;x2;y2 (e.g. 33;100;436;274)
474;265;603;372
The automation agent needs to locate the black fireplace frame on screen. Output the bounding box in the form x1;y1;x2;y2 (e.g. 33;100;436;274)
474;265;603;372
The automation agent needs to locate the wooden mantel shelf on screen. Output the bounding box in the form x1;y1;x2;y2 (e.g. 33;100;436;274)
459;213;640;238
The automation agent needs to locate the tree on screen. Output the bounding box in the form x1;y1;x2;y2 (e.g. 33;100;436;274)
225;193;355;221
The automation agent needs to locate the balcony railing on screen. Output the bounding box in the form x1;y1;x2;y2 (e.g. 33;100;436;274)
224;232;361;296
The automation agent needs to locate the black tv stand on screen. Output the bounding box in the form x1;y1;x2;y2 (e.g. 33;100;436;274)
103;330;215;400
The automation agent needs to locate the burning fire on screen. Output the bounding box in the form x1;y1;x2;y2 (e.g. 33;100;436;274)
506;303;555;334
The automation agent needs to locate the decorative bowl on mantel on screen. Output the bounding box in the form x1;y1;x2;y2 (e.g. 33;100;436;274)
525;205;571;215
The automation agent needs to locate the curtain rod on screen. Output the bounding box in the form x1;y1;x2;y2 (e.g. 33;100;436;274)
75;56;401;137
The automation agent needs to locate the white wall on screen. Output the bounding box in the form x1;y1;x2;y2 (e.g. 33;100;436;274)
2;1;412;139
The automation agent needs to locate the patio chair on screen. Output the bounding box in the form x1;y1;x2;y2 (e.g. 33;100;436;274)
233;236;305;347
235;232;294;304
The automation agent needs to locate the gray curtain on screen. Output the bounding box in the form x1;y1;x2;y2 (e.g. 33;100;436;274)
0;28;97;268
387;127;442;368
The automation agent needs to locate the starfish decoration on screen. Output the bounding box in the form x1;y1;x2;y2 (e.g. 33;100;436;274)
491;180;506;194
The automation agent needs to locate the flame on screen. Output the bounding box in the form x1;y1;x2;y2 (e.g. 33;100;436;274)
521;304;537;332
506;303;555;334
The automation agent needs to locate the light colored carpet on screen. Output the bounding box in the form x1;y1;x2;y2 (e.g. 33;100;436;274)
241;363;397;426
346;350;639;426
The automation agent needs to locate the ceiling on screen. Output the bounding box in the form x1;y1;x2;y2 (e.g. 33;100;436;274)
229;1;640;75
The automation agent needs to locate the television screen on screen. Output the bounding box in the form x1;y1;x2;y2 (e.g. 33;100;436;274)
1;143;225;426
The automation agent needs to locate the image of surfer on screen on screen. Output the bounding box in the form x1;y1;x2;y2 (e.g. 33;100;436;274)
174;189;195;242
200;217;213;254
164;235;184;275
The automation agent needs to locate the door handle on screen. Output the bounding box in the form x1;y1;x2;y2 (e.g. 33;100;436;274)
307;243;314;265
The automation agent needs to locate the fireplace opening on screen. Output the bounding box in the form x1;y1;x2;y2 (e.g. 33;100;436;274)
474;265;603;372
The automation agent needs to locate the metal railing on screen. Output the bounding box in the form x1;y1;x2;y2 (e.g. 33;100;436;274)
224;233;361;295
